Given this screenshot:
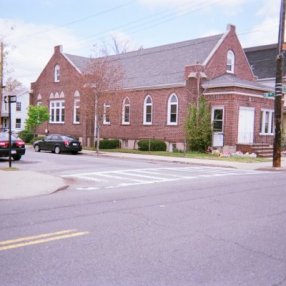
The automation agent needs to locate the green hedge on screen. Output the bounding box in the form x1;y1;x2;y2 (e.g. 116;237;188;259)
18;130;34;143
96;139;121;149
138;139;167;151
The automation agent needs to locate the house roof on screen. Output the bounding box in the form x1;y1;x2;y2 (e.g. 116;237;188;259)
244;44;286;80
202;74;272;92
64;34;223;89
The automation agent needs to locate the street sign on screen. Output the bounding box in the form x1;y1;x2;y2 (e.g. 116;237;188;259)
4;95;17;103
263;92;275;98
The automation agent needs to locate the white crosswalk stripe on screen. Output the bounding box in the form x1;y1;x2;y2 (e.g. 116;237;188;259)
62;166;267;191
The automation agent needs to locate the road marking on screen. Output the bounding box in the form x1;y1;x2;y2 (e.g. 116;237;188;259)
0;229;89;251
63;167;269;191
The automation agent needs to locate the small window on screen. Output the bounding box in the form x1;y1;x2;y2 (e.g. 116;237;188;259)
260;109;274;135
143;95;153;125
212;107;224;132
15;118;21;129
167;93;178;125
54;64;60;82
103;103;111;125
122;97;130;124
16;102;21;111
226;50;235;73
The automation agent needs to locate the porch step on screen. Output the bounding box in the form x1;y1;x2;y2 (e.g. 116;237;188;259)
236;144;273;158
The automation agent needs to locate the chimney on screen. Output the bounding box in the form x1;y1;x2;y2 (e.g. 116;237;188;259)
54;45;63;54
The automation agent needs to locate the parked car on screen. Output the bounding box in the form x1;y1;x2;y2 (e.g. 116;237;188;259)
33;134;82;154
0;131;26;160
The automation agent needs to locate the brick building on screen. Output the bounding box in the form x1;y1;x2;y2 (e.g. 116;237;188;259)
31;24;274;152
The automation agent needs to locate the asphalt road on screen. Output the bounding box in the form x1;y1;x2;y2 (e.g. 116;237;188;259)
1;148;286;286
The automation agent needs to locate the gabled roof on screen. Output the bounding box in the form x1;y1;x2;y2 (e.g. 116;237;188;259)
202;74;272;92
244;44;286;80
64;34;223;89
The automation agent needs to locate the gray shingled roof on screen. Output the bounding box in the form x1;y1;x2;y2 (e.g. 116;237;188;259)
64;34;223;89
202;74;272;91
244;44;286;80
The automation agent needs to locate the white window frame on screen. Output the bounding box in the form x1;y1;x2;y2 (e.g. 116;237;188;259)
211;106;224;132
15;118;21;129
73;99;80;124
143;95;153;125
16;102;21;112
54;64;60;82
103;103;111;125
226;50;235;74
50;100;65;123
167;93;178;125
260;109;274;135
122;97;130;125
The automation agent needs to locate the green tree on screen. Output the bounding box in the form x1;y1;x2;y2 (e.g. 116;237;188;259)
185;97;212;152
25;105;49;137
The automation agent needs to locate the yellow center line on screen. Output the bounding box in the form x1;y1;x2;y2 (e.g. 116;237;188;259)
0;230;89;251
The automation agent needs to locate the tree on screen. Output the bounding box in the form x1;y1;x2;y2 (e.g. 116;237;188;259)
25;105;49;137
185;96;212;152
81;52;123;153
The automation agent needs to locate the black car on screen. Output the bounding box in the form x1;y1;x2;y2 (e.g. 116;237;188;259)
0;131;26;160
33;134;82;154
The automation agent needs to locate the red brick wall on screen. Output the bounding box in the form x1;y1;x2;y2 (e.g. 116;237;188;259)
100;87;192;143
31;46;89;143
205;25;255;81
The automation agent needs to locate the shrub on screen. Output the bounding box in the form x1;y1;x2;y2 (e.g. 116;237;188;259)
138;139;167;151
96;139;120;149
18;130;34;143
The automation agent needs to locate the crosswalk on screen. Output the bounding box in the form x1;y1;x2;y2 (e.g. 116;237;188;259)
62;166;266;191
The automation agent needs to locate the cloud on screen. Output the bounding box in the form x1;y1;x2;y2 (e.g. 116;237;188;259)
0;18;82;87
240;0;280;47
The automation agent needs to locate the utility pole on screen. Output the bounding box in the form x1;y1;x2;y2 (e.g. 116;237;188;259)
273;0;286;167
0;42;4;122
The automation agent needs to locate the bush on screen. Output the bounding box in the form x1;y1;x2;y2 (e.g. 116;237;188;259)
96;139;120;149
138;139;167;151
18;130;34;143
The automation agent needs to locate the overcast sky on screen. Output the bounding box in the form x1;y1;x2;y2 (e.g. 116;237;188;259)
0;0;281;88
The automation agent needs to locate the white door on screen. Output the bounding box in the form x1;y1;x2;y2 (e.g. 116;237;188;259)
238;107;255;144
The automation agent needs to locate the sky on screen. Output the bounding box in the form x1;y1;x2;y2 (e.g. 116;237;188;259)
0;0;281;88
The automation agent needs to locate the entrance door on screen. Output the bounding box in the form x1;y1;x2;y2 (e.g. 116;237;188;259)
238;107;255;144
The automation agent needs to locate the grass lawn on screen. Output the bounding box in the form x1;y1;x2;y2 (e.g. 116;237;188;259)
86;148;271;163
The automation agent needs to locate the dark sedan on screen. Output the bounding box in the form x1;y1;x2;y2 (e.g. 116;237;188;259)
33;134;82;154
0;132;26;160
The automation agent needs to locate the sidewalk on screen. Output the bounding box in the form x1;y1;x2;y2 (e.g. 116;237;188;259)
1;151;285;200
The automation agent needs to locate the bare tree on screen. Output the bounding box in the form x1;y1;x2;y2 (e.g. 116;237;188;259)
81;52;124;153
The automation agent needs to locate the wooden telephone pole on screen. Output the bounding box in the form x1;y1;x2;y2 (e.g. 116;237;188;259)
273;0;286;167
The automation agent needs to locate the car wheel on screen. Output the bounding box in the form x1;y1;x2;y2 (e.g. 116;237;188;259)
12;154;21;161
34;144;40;152
54;146;61;154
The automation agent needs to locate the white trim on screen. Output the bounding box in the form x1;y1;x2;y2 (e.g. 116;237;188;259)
260;108;274;135
203;82;271;92
167;93;178;125
73;98;80;124
122;82;185;91
103;103;111;125
211;105;224;132
143;95;153;125
122;97;130;125
226;50;235;74
203;91;275;99
203;31;228;66
62;53;83;75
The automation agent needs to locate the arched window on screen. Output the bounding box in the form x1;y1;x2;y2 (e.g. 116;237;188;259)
54;64;60;82
167;93;178;125
143;95;153;125
226;50;235;73
122;97;130;124
73;91;80;124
